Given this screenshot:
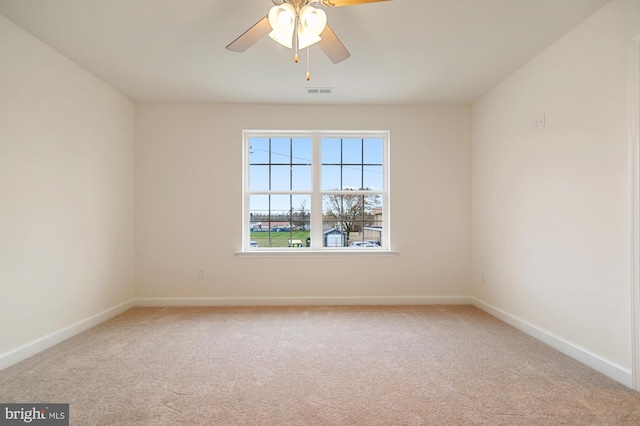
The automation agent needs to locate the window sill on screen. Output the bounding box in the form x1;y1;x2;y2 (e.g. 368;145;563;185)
235;249;399;258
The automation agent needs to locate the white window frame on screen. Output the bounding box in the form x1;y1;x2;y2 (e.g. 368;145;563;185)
240;130;393;255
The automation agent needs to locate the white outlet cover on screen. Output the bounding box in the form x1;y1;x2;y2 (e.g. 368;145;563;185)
534;113;545;130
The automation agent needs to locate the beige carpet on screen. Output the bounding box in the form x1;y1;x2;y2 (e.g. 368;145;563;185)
1;305;639;425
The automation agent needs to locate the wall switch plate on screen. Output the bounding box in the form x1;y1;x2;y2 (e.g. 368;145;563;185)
534;113;545;130
199;268;205;278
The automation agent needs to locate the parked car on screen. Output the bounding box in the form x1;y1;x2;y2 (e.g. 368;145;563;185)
349;241;378;248
364;240;381;246
250;241;259;248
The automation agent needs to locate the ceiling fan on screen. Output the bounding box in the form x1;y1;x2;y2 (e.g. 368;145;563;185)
226;0;390;79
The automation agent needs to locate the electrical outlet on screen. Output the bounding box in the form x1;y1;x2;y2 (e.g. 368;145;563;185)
199;268;205;278
533;113;545;130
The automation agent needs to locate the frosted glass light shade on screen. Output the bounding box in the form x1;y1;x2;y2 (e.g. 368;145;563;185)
269;30;294;48
298;33;322;49
298;6;327;49
299;5;327;35
268;4;296;48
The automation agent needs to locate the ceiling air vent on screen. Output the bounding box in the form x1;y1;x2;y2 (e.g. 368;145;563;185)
306;87;333;94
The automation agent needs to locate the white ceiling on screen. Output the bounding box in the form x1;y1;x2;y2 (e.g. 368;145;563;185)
0;0;610;104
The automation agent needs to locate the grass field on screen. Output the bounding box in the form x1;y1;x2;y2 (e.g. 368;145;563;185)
250;231;311;248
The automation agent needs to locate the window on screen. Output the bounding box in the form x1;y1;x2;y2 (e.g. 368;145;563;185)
243;131;390;251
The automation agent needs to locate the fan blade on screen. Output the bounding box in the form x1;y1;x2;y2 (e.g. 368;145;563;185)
318;24;350;63
226;15;271;52
321;0;390;7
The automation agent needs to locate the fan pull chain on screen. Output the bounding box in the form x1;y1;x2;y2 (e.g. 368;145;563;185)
306;47;311;81
294;15;299;63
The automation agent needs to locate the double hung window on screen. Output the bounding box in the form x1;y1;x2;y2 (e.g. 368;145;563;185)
243;131;389;251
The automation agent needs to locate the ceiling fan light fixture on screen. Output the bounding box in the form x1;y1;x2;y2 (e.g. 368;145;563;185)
227;0;387;62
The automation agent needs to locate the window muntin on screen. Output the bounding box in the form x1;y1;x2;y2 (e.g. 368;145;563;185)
244;131;389;251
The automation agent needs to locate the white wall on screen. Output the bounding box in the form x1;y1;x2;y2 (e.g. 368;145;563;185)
135;104;471;301
472;0;640;372
0;15;135;356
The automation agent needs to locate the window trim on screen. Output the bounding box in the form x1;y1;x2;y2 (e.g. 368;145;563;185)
239;130;392;255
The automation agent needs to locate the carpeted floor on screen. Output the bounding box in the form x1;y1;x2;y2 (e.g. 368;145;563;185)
0;305;639;425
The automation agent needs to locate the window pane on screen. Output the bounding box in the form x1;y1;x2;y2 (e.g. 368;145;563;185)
323;226;346;247
347;218;384;248
270;194;291;219
322;194;340;218
249;194;269;248
249;138;269;164
321;165;341;191
268;195;291;248
292;138;312;165
249;194;269;228
364;194;383;216
324;194;365;218
321;138;341;164
342;166;362;189
291;165;311;191
363;166;383;190
291;194;311;232
342;138;362;164
249;194;269;217
271;138;290;164
364;226;382;246
249;165;269;191
348;226;365;246
322;194;365;239
270;165;290;191
364;221;383;245
250;233;269;248
363;138;383;164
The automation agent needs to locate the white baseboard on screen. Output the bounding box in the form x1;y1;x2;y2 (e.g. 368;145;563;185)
0;299;135;371
472;297;633;388
135;295;474;307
